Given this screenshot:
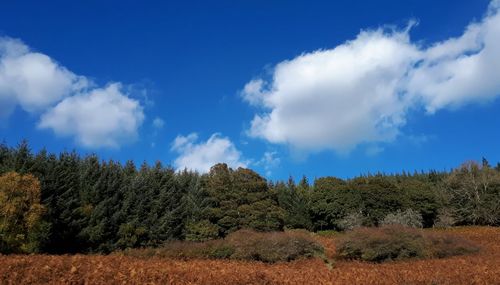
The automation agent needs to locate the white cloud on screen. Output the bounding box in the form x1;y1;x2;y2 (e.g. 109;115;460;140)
0;37;88;115
407;1;500;112
241;79;266;106
256;151;281;176
245;28;419;153
39;83;145;148
171;133;247;173
0;36;146;148
153;117;165;129
242;1;500;153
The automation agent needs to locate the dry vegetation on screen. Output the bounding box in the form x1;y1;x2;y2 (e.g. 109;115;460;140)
121;229;324;263
0;227;498;285
335;225;479;262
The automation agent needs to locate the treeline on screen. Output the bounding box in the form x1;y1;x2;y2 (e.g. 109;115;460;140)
0;141;499;254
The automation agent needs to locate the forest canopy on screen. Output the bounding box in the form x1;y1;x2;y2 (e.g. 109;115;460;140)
0;140;499;254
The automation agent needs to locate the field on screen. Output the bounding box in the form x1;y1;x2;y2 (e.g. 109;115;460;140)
0;227;498;285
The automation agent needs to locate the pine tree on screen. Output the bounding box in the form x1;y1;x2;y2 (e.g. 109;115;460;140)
13;140;33;174
44;151;84;253
0;142;13;174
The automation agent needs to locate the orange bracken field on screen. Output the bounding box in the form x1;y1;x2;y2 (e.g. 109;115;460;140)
0;227;498;285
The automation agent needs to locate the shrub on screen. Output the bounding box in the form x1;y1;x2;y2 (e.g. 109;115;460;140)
381;209;423;228
226;229;323;263
336;225;478;262
336;226;424;262
122;240;234;260
121;229;324;263
425;232;479;258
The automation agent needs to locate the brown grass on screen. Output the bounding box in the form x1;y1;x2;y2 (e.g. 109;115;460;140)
0;227;498;284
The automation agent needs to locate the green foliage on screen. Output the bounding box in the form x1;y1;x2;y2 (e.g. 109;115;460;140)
0;140;497;254
201;164;285;236
185;220;220;241
336;225;479;262
315;230;340;237
43;151;86;253
276;177;313;230
238;200;286;231
310;177;357;231
397;179;441;227
116;223;147;248
310;176;410;230
353;177;405;226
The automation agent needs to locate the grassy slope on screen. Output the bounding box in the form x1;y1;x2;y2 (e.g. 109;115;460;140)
0;227;498;285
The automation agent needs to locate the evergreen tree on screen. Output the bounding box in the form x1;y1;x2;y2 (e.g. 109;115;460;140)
0;140;496;253
13;140;33;174
276;176;312;230
0;142;13;174
44;151;84;253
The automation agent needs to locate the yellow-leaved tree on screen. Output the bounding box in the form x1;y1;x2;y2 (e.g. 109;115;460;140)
0;172;46;253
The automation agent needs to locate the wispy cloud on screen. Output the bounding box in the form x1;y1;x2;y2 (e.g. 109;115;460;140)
255;151;281;176
153;117;165;129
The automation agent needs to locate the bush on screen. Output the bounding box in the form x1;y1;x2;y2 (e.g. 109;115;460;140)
121;229;324;263
336;225;478;262
381;209;423;228
122;240;234;260
226;229;323;263
337;212;364;231
425;231;479;258
336;226;424;262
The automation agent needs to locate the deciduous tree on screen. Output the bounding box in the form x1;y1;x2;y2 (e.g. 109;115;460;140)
0;172;47;253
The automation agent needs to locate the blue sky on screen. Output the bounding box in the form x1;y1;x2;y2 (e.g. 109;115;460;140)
1;0;499;180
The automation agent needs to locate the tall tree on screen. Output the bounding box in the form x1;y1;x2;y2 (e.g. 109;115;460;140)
444;161;500;225
13;140;33;174
0;142;13;174
276;176;312;230
44;151;84;253
0;172;47;253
